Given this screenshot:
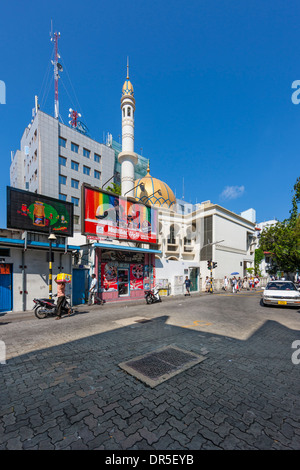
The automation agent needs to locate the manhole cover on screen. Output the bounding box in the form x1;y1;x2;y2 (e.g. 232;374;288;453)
119;345;207;387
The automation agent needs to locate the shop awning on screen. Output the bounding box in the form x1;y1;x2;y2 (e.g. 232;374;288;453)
93;242;161;255
0;237;80;251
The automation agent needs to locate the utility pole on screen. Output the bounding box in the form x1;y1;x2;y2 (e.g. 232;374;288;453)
203;239;223;294
207;260;213;293
50;26;62;120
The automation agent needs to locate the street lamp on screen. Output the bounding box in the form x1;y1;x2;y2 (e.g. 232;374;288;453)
102;175;115;189
141;189;162;203
48;233;57;299
123;182;145;197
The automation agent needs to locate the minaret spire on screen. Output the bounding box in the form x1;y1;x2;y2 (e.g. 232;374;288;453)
118;60;138;197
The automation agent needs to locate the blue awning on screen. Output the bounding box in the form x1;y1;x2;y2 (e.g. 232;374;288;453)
0;237;80;251
93;242;161;254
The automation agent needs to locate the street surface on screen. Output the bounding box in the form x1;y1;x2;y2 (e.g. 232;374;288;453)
0;290;300;451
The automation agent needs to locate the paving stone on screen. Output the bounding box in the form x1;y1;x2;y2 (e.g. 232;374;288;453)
1;295;300;450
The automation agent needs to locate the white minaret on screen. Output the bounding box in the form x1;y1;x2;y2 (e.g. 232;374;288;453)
118;59;138;197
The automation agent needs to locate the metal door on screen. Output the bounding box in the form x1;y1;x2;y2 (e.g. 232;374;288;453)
0;264;12;312
72;268;89;305
189;267;198;292
118;268;129;296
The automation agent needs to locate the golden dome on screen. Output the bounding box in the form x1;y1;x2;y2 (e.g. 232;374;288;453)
122;79;134;96
134;165;176;209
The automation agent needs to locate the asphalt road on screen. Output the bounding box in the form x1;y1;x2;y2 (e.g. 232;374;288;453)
1;290;300;451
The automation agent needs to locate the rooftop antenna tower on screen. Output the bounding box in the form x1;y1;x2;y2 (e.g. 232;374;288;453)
50;21;62;119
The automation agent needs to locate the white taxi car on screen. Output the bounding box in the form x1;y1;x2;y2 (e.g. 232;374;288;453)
262;281;300;307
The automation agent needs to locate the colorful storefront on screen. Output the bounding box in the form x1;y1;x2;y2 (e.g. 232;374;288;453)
93;244;160;302
81;184;160;302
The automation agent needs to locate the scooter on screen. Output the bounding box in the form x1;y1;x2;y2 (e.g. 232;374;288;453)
144;285;162;304
33;294;73;319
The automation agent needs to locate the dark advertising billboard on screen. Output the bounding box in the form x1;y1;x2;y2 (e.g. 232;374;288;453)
82;185;158;244
7;187;74;237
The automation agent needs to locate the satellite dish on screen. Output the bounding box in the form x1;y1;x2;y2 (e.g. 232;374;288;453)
57;63;63;71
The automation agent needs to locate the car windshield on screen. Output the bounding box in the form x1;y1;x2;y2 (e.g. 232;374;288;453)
266;282;297;291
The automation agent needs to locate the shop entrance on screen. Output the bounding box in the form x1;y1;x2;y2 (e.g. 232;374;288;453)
118;268;129;297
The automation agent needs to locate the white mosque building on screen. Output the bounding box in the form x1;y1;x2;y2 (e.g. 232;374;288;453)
94;64;258;297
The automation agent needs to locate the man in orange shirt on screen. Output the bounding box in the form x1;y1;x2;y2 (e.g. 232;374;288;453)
54;277;67;320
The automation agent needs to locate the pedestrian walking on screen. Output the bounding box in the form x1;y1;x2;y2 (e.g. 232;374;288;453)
184;276;192;296
223;276;228;291
232;277;237;293
54;277;68;320
205;276;210;292
88;274;97;305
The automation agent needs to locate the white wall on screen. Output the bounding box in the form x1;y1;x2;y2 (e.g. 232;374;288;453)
9;247;72;312
155;258;200;295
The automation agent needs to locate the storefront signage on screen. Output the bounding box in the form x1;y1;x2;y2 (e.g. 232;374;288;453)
82;185;158;243
7;187;74;237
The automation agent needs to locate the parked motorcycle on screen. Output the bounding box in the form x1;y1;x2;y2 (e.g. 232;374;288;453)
144;285;162;304
33;294;73;319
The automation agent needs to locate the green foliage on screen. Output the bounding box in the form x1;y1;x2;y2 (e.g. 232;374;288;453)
106;183;121;195
254;248;264;275
259;177;300;273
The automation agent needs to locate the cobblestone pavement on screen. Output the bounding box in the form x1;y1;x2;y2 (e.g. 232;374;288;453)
0;292;300;450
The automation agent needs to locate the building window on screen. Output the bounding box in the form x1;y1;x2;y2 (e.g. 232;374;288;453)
127;107;131;116
71;196;79;207
59;175;66;185
59;156;67;166
74;215;80;225
71;178;79;189
59;194;67;201
83;165;90;176
71;142;79;153
59;137;66;148
94;170;101;180
83;148;90;158
94;153;101;163
71;160;79;171
200;216;213;261
168;225;176;244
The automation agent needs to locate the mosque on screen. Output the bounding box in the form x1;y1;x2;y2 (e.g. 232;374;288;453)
82;64;257;301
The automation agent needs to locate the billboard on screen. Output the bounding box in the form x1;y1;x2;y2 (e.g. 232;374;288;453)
7;187;74;237
82;185;158;243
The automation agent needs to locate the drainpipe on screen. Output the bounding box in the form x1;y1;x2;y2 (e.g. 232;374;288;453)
21;250;26;311
21;231;27;311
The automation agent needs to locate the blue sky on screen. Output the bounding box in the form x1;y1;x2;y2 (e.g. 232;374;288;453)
1;0;299;228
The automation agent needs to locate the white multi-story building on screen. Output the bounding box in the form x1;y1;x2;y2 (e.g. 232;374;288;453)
10;109;115;232
10;107;149;233
133;172;257;293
